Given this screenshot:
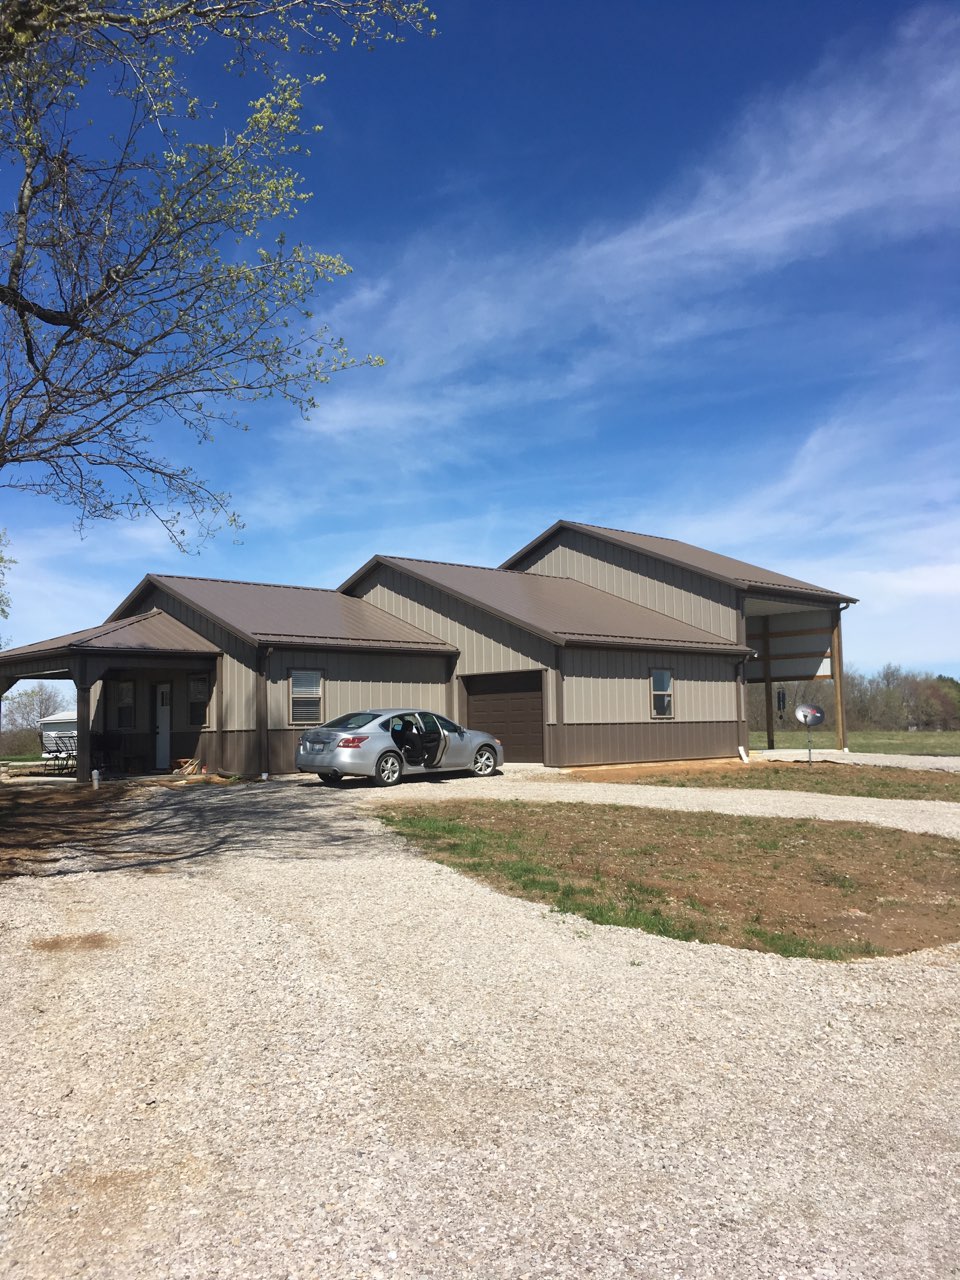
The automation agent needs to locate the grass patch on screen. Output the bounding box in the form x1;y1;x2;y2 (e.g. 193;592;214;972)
749;730;960;757
378;800;960;959
569;759;960;803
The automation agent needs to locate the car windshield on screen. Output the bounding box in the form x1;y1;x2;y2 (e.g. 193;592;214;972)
322;712;378;731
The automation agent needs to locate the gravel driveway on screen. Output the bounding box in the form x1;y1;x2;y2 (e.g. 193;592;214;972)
2;776;959;1279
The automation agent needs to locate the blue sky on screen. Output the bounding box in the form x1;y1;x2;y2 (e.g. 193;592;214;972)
3;0;959;678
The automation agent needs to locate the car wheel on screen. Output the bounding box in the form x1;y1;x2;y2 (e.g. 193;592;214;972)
471;745;497;777
374;752;403;787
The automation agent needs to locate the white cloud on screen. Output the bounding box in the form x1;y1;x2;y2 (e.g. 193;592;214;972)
300;6;960;443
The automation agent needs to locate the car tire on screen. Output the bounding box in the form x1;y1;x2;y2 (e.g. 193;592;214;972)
374;752;403;787
471;745;498;777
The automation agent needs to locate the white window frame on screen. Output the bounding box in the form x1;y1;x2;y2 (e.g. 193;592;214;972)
650;667;675;720
289;669;324;726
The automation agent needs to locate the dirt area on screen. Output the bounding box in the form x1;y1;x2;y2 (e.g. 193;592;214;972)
380;799;960;958
0;779;231;877
567;757;960;801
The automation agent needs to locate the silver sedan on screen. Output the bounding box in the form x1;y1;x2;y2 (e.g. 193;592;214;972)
295;708;504;786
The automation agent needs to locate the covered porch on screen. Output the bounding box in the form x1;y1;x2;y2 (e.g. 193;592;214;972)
0;611;220;783
745;597;851;749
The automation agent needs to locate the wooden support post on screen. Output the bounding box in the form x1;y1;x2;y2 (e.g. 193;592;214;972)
76;682;92;784
832;609;848;751
762;617;775;750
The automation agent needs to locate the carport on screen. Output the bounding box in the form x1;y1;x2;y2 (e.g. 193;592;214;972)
0;611;219;783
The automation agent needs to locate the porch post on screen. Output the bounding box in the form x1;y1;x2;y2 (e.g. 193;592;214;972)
832;608;848;751
76;680;92;784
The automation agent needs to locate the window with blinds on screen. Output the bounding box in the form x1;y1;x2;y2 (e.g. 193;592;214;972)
290;670;323;725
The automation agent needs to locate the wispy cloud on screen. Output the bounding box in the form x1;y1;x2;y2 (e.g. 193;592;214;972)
297;6;960;443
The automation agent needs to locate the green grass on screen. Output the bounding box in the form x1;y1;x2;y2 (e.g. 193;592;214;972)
742;926;880;961
376;800;960;959
749;729;960;756
381;811;710;943
620;761;960;803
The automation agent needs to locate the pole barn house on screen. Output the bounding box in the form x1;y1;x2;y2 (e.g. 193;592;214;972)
0;521;856;781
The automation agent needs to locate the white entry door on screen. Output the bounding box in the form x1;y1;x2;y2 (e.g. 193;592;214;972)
155;684;171;770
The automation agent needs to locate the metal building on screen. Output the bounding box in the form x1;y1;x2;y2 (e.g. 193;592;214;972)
0;521;855;779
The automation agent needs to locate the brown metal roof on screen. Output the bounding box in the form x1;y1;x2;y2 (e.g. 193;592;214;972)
501;520;857;603
343;557;750;653
112;574;457;651
0;610;220;661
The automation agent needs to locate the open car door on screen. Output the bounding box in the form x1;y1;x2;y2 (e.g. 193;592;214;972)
417;713;447;768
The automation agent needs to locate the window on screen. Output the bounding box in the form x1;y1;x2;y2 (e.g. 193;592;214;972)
188;674;210;727
290;670;323;725
436;715;462;733
114;680;135;730
651;668;674;719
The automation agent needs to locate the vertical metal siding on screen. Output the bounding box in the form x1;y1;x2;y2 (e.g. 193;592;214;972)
518;529;741;642
545;720;739;766
357;566;557;722
265;648;450;728
561;648;738;724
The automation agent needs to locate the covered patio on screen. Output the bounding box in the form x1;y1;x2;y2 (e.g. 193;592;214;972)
0;611;220;783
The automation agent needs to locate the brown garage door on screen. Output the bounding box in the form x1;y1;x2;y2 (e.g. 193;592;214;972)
463;671;544;763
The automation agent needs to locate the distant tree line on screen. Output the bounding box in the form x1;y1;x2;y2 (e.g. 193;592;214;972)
748;666;960;734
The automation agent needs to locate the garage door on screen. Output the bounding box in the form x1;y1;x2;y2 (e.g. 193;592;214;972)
463;671;544;763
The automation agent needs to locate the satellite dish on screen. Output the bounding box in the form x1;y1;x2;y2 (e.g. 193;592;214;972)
795;704;825;728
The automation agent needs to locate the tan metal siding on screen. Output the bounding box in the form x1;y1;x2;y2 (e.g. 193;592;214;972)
265;647;449;728
518;529;741;642
546;721;739;766
356;565;557;722
561;648;738;725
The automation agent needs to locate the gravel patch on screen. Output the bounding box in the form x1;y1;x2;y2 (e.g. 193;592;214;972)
1;779;959;1279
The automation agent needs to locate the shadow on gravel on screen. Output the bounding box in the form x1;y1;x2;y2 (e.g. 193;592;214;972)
1;780;409;880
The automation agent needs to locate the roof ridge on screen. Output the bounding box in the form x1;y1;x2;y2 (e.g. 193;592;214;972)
386;555;517;574
93;608;163;636
152;573;337;594
572;520;681;545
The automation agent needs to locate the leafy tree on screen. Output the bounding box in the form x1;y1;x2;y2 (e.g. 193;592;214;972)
0;528;10;617
0;528;12;647
0;1;436;546
0;680;70;729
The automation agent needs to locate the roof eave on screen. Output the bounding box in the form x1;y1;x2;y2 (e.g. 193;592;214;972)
558;634;752;656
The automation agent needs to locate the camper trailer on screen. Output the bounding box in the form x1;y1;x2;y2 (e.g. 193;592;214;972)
40;709;78;766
